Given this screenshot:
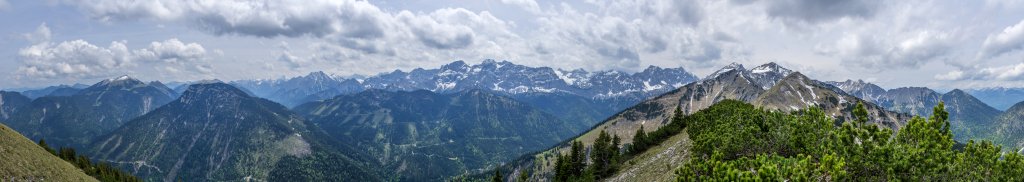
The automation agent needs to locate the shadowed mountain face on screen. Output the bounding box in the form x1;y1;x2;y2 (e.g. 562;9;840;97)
967;88;1024;111
992;102;1024;152
1;76;177;148
294;89;581;181
89;83;379;182
18;84;90;99
0;91;31;121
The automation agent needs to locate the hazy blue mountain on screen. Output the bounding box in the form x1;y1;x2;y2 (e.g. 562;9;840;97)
826;82;1005;141
19;84;89;99
294;89;581;181
89;83;380;182
1;76;176;148
967;87;1024;111
232;71;364;107
0;91;31;121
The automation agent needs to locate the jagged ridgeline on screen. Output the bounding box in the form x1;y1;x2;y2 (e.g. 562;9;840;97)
87;83;379;181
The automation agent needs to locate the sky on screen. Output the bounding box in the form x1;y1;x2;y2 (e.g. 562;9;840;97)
1;0;1023;90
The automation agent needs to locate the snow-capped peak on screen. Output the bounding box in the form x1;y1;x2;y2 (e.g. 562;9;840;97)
706;62;746;80
750;62;792;76
113;75;133;81
305;71;332;81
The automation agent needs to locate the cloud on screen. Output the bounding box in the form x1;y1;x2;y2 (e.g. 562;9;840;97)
979;19;1024;59
65;0;513;54
22;23;52;43
937;62;1024;81
133;39;208;63
17;40;134;79
71;0;374;38
763;0;881;24
397;8;484;50
500;0;541;13
0;0;9;10
818;31;953;70
646;0;704;26
16;39;210;80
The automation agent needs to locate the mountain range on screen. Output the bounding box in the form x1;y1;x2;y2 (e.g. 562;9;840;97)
232;60;699;127
826;80;1006;141
88;83;380;181
0;60;1021;181
966;87;1024;111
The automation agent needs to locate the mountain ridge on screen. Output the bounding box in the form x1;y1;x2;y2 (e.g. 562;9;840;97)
88;83;380;182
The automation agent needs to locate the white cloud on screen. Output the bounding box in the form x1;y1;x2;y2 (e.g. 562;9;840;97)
0;0;9;10
65;0;514;55
979;19;1024;59
17;40;134;79
500;0;541;13
818;31;953;70
16;39;211;80
22;23;52;43
936;62;1024;81
133;39;208;63
934;70;965;80
762;0;882;25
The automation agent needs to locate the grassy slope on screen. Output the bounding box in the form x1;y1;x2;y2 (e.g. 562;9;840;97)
606;131;692;182
0;124;96;181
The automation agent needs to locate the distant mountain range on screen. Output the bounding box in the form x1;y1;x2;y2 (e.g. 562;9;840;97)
966;87;1024;111
231;60;697;122
826;80;1005;141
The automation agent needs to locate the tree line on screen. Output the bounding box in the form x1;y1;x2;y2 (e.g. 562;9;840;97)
676;100;1024;181
37;139;141;182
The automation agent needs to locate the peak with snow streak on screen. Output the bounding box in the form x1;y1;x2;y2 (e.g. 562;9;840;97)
88;75;146;91
181;82;251;102
754;72;909;129
826;79;887;103
747;62;795;89
701;62;799;90
705;62;746;80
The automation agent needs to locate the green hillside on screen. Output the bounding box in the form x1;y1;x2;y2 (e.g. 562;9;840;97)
0;123;96;181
